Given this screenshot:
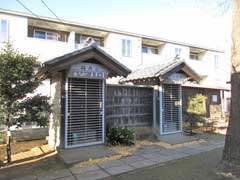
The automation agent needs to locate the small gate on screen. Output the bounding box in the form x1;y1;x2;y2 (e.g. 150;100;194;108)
162;84;182;134
65;63;108;148
66;78;104;148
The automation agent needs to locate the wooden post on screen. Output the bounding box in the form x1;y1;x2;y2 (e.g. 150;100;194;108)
152;86;157;130
159;83;163;136
220;90;225;118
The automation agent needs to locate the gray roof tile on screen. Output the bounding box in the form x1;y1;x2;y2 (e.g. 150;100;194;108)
123;59;185;81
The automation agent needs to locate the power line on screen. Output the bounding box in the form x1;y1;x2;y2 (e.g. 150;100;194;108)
40;0;63;23
15;0;40;18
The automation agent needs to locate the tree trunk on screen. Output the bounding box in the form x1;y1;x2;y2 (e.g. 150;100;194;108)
6;114;11;163
222;0;240;166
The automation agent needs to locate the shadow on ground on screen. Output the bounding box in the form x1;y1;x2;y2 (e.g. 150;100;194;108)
0;154;66;180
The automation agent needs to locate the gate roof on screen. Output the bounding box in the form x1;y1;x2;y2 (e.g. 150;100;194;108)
37;45;131;79
121;59;202;83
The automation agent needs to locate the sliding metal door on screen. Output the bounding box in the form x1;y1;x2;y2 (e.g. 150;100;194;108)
162;84;182;134
65;78;104;148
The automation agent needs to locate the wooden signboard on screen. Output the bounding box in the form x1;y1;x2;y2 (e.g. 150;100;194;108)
68;63;109;79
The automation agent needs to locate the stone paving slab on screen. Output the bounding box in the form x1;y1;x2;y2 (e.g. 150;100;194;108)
75;169;110;180
141;152;162;159
158;133;199;145
171;152;191;159
174;146;205;154
121;155;145;164
129;159;156;169
180;148;206;156
135;146;164;155
105;164;135;175
147;154;176;163
70;164;100;175
11;138;225;180
187;143;223;152
98;159;125;169
156;149;177;156
59;145;117;165
37;169;72;180
57;176;77;180
12;175;38;180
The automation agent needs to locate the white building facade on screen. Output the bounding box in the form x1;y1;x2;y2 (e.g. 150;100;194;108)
0;9;229;85
0;9;231;148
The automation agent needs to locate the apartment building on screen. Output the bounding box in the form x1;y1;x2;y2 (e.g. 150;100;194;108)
0;9;230;148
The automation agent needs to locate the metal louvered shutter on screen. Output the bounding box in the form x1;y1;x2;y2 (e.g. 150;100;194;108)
66;78;103;148
163;84;181;133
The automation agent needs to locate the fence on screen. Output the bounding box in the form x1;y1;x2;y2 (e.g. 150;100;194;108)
106;84;153;128
0;127;48;144
11;128;48;142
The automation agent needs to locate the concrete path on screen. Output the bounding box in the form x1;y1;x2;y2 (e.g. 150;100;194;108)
14;139;225;180
59;145;117;165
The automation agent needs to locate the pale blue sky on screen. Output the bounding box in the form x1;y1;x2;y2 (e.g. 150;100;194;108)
0;0;231;49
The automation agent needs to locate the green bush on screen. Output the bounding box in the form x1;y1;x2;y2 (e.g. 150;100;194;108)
106;125;135;146
184;94;207;135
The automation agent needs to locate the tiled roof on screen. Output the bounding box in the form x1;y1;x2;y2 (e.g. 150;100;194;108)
38;45;131;78
122;59;190;82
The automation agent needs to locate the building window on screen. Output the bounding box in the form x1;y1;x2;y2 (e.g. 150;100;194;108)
46;32;58;40
142;45;158;54
212;95;218;103
175;47;181;57
190;52;199;60
214;55;219;68
122;39;131;57
34;29;58;41
0;19;8;42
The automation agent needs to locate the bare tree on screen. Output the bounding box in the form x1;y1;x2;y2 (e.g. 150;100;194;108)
222;0;240;172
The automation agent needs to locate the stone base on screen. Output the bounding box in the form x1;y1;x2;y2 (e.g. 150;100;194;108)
135;126;154;139
158;133;199;145
58;145;117;165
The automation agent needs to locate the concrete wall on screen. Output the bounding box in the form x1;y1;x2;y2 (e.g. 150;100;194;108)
48;72;62;149
11;128;48;142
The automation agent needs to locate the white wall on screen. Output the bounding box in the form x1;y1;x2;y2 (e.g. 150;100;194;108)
0;13;28;50
186;50;230;88
141;43;190;66
0;13;75;63
104;32;142;70
160;43;190;60
0;12;230;93
0;14;77;97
